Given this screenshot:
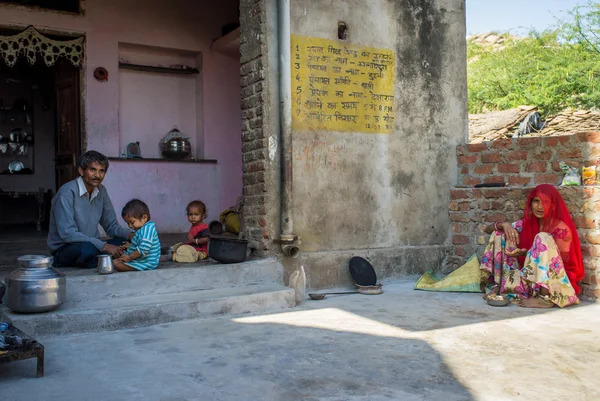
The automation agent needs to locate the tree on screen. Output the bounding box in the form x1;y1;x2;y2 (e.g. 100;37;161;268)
468;1;600;116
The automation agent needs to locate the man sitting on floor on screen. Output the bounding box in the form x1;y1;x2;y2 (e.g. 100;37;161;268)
47;150;133;268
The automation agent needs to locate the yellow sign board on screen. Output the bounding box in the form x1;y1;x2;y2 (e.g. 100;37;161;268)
291;35;396;134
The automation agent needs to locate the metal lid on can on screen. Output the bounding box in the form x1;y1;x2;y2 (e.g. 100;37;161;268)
17;255;54;268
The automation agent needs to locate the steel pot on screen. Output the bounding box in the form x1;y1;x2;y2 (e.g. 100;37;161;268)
160;126;191;160
5;255;66;313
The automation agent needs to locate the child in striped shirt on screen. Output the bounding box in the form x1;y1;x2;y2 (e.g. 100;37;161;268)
113;199;161;272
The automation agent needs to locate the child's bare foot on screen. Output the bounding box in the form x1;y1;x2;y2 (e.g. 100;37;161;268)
113;260;136;272
483;286;499;300
519;297;554;308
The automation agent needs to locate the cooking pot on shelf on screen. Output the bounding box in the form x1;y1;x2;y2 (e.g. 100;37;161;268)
160;126;191;160
5;255;66;313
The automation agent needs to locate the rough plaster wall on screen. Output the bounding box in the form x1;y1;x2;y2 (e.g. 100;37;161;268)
281;0;467;287
291;0;467;253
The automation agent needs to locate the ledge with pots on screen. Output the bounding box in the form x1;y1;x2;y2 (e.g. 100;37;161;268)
107;157;217;164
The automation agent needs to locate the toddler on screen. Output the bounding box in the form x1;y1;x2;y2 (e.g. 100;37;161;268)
114;199;161;272
171;200;210;263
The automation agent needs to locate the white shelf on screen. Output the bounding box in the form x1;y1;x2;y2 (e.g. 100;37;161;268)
212;27;240;57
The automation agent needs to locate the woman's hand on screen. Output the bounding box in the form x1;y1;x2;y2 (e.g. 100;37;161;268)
120;254;132;263
502;222;519;247
505;248;527;257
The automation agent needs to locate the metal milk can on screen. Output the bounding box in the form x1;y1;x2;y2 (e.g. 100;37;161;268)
5;255;66;313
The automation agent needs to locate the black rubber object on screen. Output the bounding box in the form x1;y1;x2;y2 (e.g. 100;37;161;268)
349;256;377;286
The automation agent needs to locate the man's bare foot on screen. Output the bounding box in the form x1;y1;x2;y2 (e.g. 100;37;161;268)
483;286;499;300
518;297;554;308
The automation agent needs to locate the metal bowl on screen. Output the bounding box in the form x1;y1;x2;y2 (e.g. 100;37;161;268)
486;295;510;307
208;237;249;264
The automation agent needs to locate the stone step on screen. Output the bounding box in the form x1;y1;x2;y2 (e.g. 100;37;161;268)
63;258;284;304
3;283;295;337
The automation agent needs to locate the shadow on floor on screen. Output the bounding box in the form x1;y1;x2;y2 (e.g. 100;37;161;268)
0;305;476;401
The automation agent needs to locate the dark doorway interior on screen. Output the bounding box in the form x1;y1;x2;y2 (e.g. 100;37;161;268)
0;56;81;230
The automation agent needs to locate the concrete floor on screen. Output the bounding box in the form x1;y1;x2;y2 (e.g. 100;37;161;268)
1;281;599;401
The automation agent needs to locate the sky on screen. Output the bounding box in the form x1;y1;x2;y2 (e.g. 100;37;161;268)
466;0;587;35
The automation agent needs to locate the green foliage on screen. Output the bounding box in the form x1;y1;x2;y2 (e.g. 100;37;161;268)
468;2;600;116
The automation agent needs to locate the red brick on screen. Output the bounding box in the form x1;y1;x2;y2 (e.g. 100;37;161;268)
459;202;471;211
551;161;561;172
582;286;600;299
450;189;469;199
575;131;600;143
574;217;596;229
478;200;492;210
473;165;493;175
588;245;600;257
482;188;509;198
498;163;519;173
526;162;547;173
491;201;503;209
472;189;483;198
505;151;528;161
246;161;266;172
508;176;531;186
491;139;514;150
583;271;598;285
451;223;462;233
532;151;552;160
584;160;599;167
584;188;596;199
452;235;469;245
518;137;542;147
459;155;478;164
558;149;583;159
450;213;470;222
467;143;488;152
455;246;466;257
464;176;481;186
534;173;560;185
588;232;600;245
481;153;501;163
543;136;571;146
449;201;459;211
456;144;468;156
581;244;591;257
483;213;507;223
484;176;506;184
460;166;469;174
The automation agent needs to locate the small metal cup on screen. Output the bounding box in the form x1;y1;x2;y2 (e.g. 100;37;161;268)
97;254;115;274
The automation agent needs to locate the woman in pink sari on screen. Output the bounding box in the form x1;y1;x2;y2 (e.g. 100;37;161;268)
479;184;584;308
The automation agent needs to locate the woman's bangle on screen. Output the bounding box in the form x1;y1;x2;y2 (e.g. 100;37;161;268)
494;222;500;231
195;238;198;245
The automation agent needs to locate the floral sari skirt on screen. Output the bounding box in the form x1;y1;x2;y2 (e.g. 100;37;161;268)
480;232;579;308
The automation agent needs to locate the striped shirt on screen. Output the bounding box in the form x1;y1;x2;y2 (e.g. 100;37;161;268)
124;221;161;271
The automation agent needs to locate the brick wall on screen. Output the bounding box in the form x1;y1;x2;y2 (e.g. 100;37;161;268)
449;132;600;300
457;132;600;187
239;0;274;253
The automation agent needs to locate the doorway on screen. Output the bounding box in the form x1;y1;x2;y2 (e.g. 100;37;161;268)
0;32;82;230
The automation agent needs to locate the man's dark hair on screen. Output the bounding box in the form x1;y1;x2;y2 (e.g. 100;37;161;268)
78;150;109;170
122;199;151;220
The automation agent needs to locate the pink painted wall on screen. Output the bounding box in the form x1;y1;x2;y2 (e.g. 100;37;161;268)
102;161;220;233
0;0;243;232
